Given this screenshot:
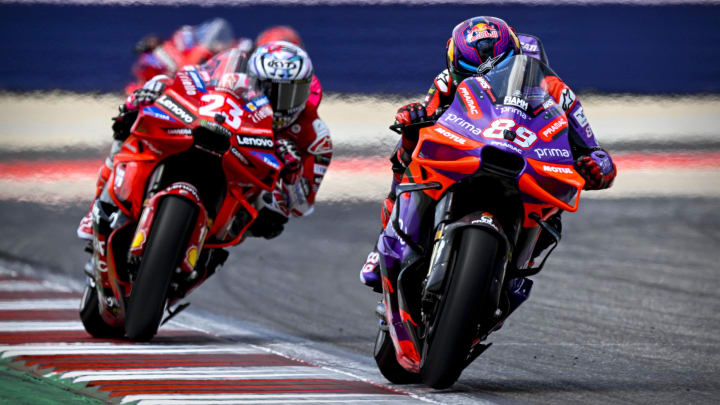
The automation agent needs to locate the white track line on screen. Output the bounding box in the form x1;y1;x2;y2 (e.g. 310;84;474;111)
121;394;417;405
0;299;79;310
1;344;263;358
63;366;345;383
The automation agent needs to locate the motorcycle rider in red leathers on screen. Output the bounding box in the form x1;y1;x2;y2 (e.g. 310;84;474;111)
77;40;330;241
360;16;617;291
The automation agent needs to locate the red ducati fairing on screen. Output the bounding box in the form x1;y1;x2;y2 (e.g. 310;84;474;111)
81;49;280;341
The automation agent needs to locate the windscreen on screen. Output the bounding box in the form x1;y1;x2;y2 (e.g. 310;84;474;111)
483;55;558;113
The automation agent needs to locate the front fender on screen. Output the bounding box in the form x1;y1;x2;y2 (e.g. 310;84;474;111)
128;182;209;273
424;211;510;298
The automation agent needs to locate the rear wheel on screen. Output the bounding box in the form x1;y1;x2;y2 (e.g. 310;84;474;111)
79;283;124;338
374;326;421;384
420;227;501;389
125;196;196;342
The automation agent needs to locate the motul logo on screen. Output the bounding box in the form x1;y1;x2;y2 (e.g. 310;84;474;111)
543;165;573;174
540;116;568;141
434;126;467;144
458;86;481;119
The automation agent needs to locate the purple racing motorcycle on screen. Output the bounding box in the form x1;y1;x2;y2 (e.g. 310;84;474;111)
372;55;588;388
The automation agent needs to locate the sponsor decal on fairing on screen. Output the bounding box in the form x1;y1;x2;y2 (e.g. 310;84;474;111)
475;76;492;90
236;134;274;149
458;84;482;119
500;106;528;120
542;165;574;174
177;71;197;96
443;113;482;136
142;106;175;122
535;147;571;159
250;151;280;170
230;147;250;165
157;94;196;124
187;69;207;92
539;116;568;142
434;126;467;145
503;96;528;111
489;140;523;154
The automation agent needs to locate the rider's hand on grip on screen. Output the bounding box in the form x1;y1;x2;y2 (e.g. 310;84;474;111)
575;149;616;190
394;103;427;126
275;138;303;185
112;87;163;141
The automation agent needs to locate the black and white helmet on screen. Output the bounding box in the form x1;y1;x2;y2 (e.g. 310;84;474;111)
248;41;313;129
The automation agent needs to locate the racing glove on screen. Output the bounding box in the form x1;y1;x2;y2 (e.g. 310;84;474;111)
395;102;427;126
112;80;166;140
275;138;303;185
575;149;617;190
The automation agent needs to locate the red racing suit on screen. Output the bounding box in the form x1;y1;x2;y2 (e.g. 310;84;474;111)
272;77;332;217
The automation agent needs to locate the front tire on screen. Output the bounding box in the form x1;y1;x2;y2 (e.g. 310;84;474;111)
125;196;196;342
420;227;501;389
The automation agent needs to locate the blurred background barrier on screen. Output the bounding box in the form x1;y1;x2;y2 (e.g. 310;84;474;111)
1;2;719;94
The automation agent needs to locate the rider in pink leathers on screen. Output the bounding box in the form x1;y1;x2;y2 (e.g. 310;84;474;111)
360;16;617;291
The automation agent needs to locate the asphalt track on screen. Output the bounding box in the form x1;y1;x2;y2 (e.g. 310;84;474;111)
0;195;719;404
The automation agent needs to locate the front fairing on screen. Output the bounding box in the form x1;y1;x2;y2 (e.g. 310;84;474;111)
114;61;279;219
413;55;584;211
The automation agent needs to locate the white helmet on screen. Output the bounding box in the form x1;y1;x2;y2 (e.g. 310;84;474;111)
248;41;313;129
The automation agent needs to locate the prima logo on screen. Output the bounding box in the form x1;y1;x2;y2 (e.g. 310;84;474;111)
534;148;570;159
442;113;482;135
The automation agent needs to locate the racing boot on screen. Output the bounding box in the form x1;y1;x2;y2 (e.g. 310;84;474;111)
76;142;120;240
360;248;382;293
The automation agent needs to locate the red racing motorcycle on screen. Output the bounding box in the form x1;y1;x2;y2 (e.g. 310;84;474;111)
80;49;280;341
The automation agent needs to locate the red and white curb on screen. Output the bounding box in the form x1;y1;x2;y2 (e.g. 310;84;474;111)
0;267;432;404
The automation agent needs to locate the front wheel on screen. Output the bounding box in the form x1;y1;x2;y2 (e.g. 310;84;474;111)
420;227;502;389
374;326;421;384
125;196;196;341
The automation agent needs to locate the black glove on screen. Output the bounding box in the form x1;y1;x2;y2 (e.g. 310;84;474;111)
111;88;161;141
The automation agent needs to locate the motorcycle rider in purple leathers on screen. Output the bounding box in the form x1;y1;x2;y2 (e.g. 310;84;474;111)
360;16;617;291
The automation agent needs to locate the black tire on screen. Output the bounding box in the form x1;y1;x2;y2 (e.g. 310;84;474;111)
374;326;421;384
420;227;501;389
79;283;125;338
125;196;196;342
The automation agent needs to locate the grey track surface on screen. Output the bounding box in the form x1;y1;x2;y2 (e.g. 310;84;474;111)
1;198;719;404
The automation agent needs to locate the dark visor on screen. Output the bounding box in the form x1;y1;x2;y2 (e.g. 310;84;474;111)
262;79;311;113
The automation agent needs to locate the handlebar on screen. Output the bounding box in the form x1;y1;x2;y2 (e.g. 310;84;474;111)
388;110;444;135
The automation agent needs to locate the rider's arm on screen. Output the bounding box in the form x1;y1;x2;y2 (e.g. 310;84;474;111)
544;75;616;190
278;110;332;217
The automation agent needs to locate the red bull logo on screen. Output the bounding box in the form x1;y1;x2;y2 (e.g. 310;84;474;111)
467;23;499;42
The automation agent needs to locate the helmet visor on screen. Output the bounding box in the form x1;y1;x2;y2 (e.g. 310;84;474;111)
263;79;311;113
